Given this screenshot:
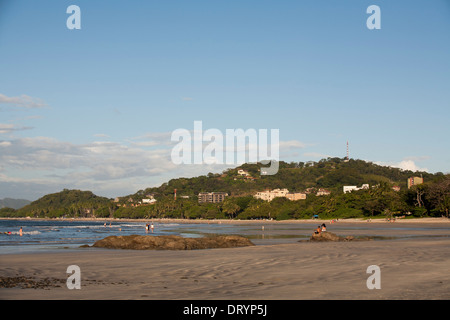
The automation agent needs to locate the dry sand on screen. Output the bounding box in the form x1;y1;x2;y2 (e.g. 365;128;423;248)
1;219;450;300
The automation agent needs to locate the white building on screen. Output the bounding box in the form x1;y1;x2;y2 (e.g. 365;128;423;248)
237;169;249;176
286;192;307;201
343;184;369;193
343;186;358;193
254;188;290;201
316;188;331;196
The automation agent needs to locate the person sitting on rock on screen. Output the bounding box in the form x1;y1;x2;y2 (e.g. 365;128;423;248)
314;226;322;235
321;223;327;232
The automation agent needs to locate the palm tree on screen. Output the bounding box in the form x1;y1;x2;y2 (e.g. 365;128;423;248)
221;199;241;219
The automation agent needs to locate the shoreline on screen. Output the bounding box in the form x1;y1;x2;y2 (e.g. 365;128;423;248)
1;216;449;224
1;217;450;299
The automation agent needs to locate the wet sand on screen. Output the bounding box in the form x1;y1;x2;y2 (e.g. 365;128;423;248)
1;219;450;300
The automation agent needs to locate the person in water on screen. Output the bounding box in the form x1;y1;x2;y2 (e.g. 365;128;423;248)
19;227;23;236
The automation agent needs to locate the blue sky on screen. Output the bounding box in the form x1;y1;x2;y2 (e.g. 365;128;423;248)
1;0;449;200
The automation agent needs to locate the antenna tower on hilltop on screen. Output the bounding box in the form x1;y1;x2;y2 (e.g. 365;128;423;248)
345;141;349;162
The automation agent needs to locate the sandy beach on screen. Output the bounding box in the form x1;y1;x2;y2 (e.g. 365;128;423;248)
1;218;450;300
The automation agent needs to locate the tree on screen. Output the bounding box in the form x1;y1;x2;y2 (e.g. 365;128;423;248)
221;198;241;219
364;198;383;217
428;175;450;218
108;203;117;219
413;184;426;209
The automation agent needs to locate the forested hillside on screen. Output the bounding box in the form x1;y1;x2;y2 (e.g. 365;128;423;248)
125;158;437;200
1;158;448;220
7;189;112;218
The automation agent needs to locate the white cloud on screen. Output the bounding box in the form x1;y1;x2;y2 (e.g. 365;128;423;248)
279;140;307;150
0;136;176;179
0;123;33;134
0;136;181;199
404;155;431;162
0;131;311;199
0;141;11;147
0;124;13;133
0;93;47;109
375;159;429;172
392;160;428;172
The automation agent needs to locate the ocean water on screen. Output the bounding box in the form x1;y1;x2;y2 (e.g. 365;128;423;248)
0;219;303;254
0;219;209;254
1;219;449;254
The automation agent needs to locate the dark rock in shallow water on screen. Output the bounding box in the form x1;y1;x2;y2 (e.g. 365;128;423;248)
309;231;372;242
92;235;255;250
310;231;341;242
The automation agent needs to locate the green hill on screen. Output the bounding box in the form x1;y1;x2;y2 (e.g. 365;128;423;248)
113;157;448;220
11;189;112;218
1;158;448;220
126;157;436;200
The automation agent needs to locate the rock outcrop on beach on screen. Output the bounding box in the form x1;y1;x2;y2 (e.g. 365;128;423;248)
91;234;255;250
309;231;371;242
